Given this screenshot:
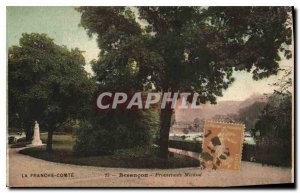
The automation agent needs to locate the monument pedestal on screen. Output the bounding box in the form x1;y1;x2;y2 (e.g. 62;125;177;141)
29;121;44;147
31;138;43;146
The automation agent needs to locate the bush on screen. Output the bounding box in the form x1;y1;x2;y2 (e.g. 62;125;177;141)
241;144;256;162
73;120;114;156
168;140;202;153
74;108;160;156
255;141;291;167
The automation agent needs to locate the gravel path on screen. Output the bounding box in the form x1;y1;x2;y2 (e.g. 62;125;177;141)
8;147;293;187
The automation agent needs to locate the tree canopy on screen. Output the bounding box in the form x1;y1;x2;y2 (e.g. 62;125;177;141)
78;7;292;102
77;6;293;158
8;33;95;150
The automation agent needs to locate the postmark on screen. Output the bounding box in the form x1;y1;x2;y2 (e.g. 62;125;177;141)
201;121;245;170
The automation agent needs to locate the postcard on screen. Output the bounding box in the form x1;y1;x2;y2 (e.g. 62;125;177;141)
7;6;294;187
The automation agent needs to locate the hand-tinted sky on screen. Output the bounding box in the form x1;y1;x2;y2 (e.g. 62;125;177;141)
7;6;98;74
6;6;293;101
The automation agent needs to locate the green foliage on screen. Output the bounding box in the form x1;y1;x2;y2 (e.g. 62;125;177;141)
77;7;292;101
77;7;293;158
59;120;80;134
254;92;292;166
73;120;113;156
169;140;202;153
74;108;160;156
8;33;95;144
238;101;267;133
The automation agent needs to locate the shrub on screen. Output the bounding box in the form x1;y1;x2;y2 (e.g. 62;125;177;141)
169;140;202;153
73;120;114;156
74;108;160;156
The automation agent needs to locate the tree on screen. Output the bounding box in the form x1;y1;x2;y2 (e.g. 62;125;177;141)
8;33;94;151
254;92;292;166
77;6;293;158
253;67;292;166
238;101;267;133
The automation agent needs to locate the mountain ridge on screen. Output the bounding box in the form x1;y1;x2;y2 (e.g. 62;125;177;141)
175;93;269;122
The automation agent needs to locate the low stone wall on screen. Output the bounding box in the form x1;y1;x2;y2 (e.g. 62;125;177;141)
168;147;200;160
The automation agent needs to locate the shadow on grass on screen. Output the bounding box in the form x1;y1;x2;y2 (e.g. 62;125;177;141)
19;146;200;169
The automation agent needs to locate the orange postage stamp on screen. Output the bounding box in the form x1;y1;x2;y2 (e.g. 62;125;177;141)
201;121;245;170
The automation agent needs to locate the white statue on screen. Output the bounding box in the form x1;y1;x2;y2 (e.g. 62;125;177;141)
31;121;42;146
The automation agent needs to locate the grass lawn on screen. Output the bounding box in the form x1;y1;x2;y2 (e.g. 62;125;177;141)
19;134;200;169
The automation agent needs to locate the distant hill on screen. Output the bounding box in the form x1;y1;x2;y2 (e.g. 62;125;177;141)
175;93;269;122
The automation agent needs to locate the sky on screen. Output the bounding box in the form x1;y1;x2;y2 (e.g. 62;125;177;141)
6;6;294;102
7;6;98;73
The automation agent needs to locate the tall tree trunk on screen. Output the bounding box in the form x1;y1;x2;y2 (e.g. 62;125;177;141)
25;121;33;141
158;108;173;159
46;128;54;152
25;129;32;141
